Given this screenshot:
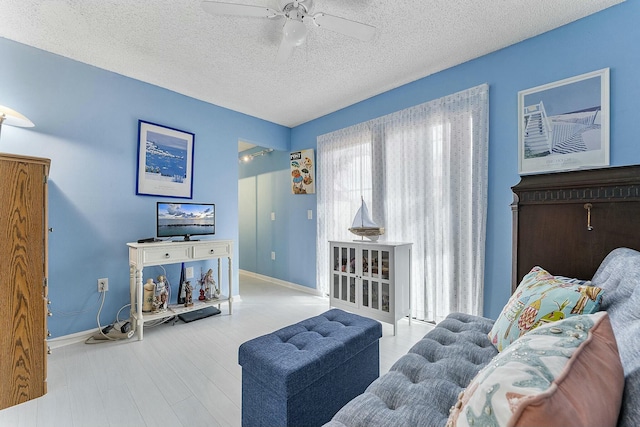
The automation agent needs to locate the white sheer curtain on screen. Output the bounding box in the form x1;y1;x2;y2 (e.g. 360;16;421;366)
316;123;374;297
317;84;489;322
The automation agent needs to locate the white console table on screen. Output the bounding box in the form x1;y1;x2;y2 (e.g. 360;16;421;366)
127;239;233;340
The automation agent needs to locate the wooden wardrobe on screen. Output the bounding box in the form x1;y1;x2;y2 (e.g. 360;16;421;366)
0;153;50;410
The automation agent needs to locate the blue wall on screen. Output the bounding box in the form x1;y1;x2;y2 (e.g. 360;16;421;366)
287;0;638;318
2;0;637;338
238;149;296;279
238;146;317;287
0;38;289;337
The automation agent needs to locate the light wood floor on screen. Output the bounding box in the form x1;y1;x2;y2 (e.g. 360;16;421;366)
0;273;433;427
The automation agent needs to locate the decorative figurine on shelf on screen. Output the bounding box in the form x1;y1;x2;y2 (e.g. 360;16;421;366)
153;275;168;313
179;278;186;303
204;268;220;299
184;281;193;307
143;278;155;312
197;268;207;301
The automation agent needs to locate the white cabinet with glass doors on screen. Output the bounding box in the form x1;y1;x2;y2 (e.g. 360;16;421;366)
329;240;412;335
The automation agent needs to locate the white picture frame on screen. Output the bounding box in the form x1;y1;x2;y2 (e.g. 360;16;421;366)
290;148;315;194
518;68;610;175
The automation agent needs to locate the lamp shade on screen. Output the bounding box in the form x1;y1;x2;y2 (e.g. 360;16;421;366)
283;19;308;46
0;105;35;128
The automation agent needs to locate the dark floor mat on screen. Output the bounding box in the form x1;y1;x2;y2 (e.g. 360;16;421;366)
178;306;221;323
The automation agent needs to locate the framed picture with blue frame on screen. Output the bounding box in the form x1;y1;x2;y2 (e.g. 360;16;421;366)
136;120;195;198
518;68;610;175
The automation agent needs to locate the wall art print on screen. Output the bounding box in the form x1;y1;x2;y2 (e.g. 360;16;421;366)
290;148;315;194
136;120;194;199
518;68;609;175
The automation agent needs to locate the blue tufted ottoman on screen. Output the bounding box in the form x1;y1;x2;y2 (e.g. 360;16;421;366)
238;309;383;427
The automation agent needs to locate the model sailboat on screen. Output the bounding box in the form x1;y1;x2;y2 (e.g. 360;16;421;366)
348;198;384;240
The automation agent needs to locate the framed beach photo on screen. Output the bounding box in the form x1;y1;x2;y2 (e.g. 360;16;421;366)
136;120;194;198
518;68;610;175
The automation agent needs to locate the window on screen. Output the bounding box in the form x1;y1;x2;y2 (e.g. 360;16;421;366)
317;84;489;321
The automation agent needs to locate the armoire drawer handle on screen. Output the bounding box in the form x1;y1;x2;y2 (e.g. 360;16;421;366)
165;253;171;258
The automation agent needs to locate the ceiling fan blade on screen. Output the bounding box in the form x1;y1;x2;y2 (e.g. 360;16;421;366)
276;36;296;63
311;13;376;41
201;1;280;18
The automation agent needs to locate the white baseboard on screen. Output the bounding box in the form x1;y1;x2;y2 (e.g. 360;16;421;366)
49;326;137;349
239;269;325;297
48;328;96;349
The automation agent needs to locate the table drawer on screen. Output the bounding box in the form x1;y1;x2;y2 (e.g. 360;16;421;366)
143;246;190;264
193;242;231;259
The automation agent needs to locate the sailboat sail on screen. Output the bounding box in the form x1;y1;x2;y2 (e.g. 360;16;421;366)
349;199;384;240
351;200;378;228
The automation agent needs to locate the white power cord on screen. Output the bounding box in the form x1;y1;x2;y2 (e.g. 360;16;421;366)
86;265;175;344
85;284;133;344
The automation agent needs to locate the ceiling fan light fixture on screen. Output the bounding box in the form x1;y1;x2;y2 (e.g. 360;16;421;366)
201;0;376;61
283;19;307;46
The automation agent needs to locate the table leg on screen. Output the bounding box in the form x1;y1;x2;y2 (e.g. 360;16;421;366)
136;266;144;340
129;264;135;322
228;256;233;314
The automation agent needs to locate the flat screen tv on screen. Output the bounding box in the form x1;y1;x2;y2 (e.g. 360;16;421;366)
156;202;215;241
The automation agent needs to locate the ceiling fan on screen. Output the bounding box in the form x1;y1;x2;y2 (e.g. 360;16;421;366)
201;0;376;62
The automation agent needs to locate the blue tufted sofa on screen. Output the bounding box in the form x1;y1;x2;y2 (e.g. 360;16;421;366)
325;312;498;426
326;247;640;427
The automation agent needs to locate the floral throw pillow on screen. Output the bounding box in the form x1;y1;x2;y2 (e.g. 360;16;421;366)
448;312;624;427
488;266;603;351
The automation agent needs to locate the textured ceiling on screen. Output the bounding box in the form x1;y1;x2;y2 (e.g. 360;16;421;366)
0;0;624;128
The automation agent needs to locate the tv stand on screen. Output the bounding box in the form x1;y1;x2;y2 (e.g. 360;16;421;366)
127;239;233;340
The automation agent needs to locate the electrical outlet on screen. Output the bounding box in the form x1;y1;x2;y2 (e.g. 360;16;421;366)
271;251;276;260
97;278;109;292
186;266;194;279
